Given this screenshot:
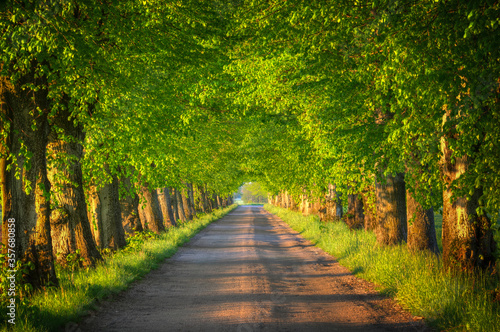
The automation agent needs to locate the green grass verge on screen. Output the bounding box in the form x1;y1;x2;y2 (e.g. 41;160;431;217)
264;204;500;332
1;205;237;332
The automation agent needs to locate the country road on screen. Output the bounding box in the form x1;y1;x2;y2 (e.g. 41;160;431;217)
78;206;428;332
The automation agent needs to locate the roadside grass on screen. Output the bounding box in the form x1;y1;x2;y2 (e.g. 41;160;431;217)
264;204;500;332
1;205;237;332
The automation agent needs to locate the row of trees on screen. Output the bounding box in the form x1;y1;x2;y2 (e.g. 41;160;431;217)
0;1;242;289
225;0;499;272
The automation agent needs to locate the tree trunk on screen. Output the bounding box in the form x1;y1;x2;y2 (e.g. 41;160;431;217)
98;169;126;250
175;187;187;222
362;189;377;231
375;172;407;245
187;183;196;217
1;72;58;288
138;182;165;233
216;195;223;209
330;184;344;220
441;130;496;270
158;187;176;227
182;186;193;220
170;187;179;221
119;174;143;234
406;189;439;254
210;193;218;210
87;185;103;247
346;194;364;229
197;184;209;213
47;109;104;265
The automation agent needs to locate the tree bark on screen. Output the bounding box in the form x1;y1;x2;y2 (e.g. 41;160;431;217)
158;187;176;227
441;129;496;270
346;194;364;229
182;186;193;220
170;187;179;222
186;183;196;217
97;168;126;250
406;189;439;254
175;187;187;222
119;174;143;234
138;182;165;233
375;172;407;245
1;72;58;288
47;109;105;265
197;184;209;213
87;185;103;247
362;188;377;231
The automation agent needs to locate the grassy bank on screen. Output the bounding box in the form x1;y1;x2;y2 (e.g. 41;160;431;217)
264;204;500;331
1;205;237;332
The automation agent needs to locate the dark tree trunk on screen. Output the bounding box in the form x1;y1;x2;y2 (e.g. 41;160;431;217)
375;172;407;245
138;182;165;233
47;108;104;265
158;187;176;227
197;184;209;213
98;168;126;250
209;193;217;210
441;130;496;270
182;186;193;220
186;183;196;217
406;189;439;254
362;188;377;231
1;72;58;288
170;187;179;221
175;187;187;222
119;174;143;234
346;194;365;229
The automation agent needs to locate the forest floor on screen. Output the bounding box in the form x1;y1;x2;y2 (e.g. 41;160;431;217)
77;206;429;332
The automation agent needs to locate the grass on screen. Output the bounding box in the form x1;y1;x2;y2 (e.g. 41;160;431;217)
1;204;237;332
264;204;500;332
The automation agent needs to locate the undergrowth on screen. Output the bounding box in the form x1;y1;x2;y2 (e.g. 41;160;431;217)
0;205;237;332
264;204;500;332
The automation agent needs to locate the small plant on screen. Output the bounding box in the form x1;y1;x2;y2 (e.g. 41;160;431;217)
124;230;158;252
65;250;85;272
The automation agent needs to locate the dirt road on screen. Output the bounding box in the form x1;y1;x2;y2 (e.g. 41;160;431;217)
78;206;428;332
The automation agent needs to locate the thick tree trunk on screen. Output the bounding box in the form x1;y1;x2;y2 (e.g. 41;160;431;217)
175;187;187;222
138;182;165;233
346;194;364;229
182;186;193;220
47;109;104;265
98;169;126;250
186;183;196;217
441;132;496;270
1;73;58;288
119;174;143;234
216;195;223;209
158;187;176;227
362;194;376;232
406;189;439;254
375;172;407;245
87;185;103;247
210;193;218;210
170;187;179;221
197;185;209;213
